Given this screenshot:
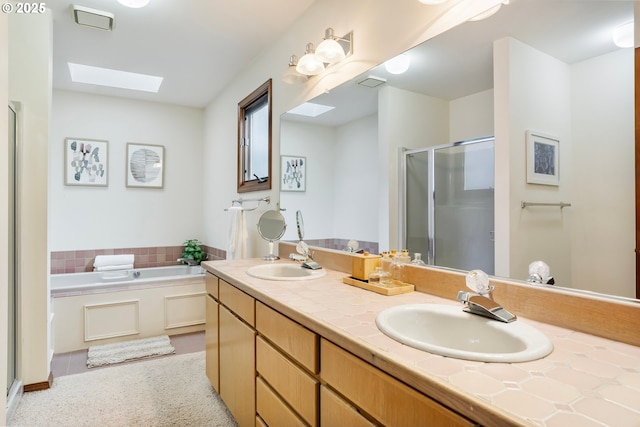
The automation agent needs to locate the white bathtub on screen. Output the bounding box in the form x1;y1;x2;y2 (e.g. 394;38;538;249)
51;265;206;296
51;265;207;352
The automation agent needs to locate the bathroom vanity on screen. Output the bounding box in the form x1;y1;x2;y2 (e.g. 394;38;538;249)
202;252;640;427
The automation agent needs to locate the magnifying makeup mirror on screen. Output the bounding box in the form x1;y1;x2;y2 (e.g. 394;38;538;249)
257;210;286;260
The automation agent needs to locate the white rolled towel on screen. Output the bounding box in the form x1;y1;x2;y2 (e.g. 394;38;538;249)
94;254;135;269
95;264;134;272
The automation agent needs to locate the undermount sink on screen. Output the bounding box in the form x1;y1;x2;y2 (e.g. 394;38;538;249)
246;263;326;281
376;304;553;363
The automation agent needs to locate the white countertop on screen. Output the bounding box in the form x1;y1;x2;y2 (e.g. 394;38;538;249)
204;258;640;427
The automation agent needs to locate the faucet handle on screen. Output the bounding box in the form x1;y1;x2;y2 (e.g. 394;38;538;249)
457;291;517;323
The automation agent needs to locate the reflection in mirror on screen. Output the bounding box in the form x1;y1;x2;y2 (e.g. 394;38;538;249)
296;210;305;240
280;0;635;299
257;210;286;260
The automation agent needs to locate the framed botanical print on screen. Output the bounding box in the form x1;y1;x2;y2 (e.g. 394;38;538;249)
64;137;108;187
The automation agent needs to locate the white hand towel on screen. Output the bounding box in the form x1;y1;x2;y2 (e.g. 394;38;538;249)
95;264;134;272
227;206;247;260
94;254;135;269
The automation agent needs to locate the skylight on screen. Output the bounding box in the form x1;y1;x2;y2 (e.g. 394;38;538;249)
287;102;335;117
68;63;163;93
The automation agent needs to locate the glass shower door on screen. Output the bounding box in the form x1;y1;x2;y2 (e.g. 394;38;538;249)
402;137;494;273
433;139;494;273
7;104;17;399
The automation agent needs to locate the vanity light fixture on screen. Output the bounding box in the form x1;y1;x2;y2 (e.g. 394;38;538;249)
384;53;411;75
117;0;150;8
315;28;347;63
296;43;325;76
613;21;634;48
290;28;353;78
282;55;308;84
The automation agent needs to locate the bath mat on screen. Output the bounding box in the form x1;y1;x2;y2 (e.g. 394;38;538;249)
86;335;175;368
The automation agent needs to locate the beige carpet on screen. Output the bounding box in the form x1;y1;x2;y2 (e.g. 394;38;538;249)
87;335;175;368
8;351;237;427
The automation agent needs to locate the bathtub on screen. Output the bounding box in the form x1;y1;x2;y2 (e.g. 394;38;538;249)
51;265;207;352
51;265;206;296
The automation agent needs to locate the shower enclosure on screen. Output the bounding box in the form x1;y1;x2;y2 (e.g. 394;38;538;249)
400;137;495;274
7;103;19;409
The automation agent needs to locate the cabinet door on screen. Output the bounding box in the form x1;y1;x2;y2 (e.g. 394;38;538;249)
220;305;256;427
321;339;475;427
205;294;219;391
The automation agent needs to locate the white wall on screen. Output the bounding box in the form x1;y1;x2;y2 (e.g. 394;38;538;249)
571;49;634;297
50;90;205;251
494;37;572;283
449;89;494;142
280;114;378;244
280;120;336;241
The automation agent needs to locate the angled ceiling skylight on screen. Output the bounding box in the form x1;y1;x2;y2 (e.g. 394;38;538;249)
287;102;335;117
68;63;163;93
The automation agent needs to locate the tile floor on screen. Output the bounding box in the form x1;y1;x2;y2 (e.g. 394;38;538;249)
51;331;205;377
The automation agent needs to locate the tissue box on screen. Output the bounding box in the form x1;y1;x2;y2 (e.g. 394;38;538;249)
350;253;381;281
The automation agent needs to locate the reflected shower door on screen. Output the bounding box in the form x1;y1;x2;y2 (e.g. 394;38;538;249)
405;150;431;262
402;137;494;273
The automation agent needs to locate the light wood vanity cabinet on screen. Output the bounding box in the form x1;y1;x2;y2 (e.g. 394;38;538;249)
255;301;319;427
205;272;476;427
206;274;256;427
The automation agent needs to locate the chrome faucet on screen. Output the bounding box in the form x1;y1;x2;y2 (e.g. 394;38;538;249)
456;291;517;323
177;258;199;266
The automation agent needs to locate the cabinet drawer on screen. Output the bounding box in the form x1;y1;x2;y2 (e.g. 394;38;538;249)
257;376;306;427
256;302;318;373
219;279;255;326
320;385;376;427
321;339;475;427
257;336;318;426
205;273;219;299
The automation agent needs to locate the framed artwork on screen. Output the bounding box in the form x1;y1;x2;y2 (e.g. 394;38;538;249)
526;131;559;186
126;143;165;188
281;155;306;192
64;137;108;187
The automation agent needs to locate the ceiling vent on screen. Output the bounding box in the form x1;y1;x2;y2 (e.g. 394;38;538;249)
73;5;114;31
357;76;387;88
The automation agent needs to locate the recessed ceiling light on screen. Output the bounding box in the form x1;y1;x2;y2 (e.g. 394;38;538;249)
68;63;163;93
287;102;335;117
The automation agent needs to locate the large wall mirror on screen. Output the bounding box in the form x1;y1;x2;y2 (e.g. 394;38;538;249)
280;0;637;300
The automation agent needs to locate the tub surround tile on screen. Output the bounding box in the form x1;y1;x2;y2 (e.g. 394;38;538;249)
50;244;226;274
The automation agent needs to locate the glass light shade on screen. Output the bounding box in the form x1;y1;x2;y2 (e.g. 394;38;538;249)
117;0;150;7
316;29;346;64
296;43;325;76
613;21;634;48
384;54;411;75
283;55;308;84
469;0;509;22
